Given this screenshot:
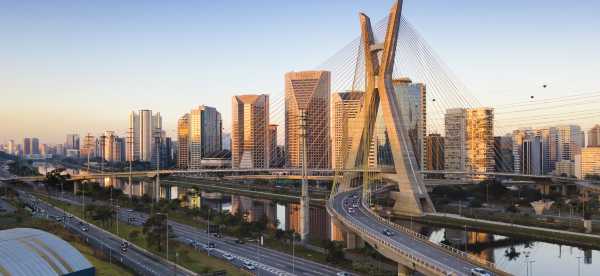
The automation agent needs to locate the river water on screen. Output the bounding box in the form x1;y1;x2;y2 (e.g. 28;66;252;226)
37;164;600;275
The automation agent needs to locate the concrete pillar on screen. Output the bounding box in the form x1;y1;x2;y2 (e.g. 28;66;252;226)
584;219;592;233
346;232;365;249
397;263;414;276
330;217;345;241
562;184;568;196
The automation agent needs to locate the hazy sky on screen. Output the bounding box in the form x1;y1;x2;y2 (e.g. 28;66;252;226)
2;0;600;144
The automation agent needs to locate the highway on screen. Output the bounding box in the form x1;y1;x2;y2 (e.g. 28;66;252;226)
19;188;348;276
331;189;490;276
18;191;194;276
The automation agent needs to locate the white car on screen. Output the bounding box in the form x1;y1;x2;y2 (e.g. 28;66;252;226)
336;272;350;276
223;254;234;261
244;264;256;270
470;267;492;276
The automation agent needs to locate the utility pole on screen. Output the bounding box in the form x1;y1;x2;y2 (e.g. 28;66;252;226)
299;109;309;242
155;134;160;203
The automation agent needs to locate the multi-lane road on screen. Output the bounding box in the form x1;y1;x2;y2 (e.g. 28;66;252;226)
331;190;492;276
18;190;195;276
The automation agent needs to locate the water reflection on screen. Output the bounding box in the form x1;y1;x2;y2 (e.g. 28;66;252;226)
396;219;599;275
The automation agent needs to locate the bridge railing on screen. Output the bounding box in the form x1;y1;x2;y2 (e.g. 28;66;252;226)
359;196;501;273
327;191;457;276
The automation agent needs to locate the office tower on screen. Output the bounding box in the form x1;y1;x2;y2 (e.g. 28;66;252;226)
162;137;173;167
494;135;513;173
269;124;278;167
222;133;231;151
7;140;14;155
23;138;31;155
65;134;80;150
549;125;583;166
189;105;222;169
103;131;124;162
575;147;600;179
512;128;533;174
393;78;426;169
55;144;64;156
522;136;543;175
425;134;445;171
31;138;39;155
444;108;495;176
177;114;190;169
285;70;330;169
116;137;126;162
588;125;600;147
97;134;106;161
231;94;270;169
535;128;552;174
331;91;364;170
40;144;48;156
80;134;95;159
127;110;162;162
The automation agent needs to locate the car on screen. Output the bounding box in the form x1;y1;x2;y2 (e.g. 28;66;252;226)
470;267;492;276
121;241;129;248
235;239;245;244
68;214;73;219
127;209;134;212
81;226;88;232
336;272;351;276
244;264;256;270
382;229;394;237
208;242;215;249
121;247;128;253
352;203;358;208
213;233;223;238
223;254;234;261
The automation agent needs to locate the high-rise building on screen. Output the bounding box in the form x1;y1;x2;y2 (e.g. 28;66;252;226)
393;78;426;169
425;134;445;171
331;91;364;170
23;138;31;156
444;108;495;176
127;110;162;162
231;94;270;169
588;125;600;147
575;147;600;179
31;138;40;155
285;70;330;169
268;124;278;167
7;140;15;155
96;134;106;161
80;134;95;159
494;135;514;173
177;114;190;169
522;136;543;175
512;128;533;174
104;131;124;162
549;125;583;167
65;134;80;150
189;105;222;169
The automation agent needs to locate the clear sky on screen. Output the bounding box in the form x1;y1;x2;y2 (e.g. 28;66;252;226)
1;0;600;144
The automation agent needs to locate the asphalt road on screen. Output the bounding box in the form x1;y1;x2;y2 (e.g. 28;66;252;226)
332;190;484;276
22;188;348;276
18;191;193;276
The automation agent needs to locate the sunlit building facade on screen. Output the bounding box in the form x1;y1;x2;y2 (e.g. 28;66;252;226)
189;105;222;169
285;71;331;169
331;91;364;170
231;94;270;169
177;114;190;169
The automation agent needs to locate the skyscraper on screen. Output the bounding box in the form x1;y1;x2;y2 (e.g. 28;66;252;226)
512;128;533;174
177;114;190;169
575;147;600;179
7;140;14;155
331;91;364;170
127;110;162;162
522;136;543;175
104;131;118;162
80;134;95;159
189;105;222;169
588;124;600;147
424;134;445;171
285;70;330;169
23;138;31;156
444;108;495;176
31;138;40;155
269;124;278;167
231;94;270;169
393;78;426;169
65;134;80;150
494;135;513;173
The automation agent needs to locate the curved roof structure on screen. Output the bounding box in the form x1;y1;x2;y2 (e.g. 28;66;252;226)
0;228;94;276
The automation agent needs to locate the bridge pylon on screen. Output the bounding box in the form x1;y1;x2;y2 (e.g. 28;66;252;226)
340;0;435;216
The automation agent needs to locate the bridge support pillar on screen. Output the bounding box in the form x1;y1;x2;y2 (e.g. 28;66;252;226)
330;217;345;242
562;184;568;196
397;263;414;276
346;232;364;249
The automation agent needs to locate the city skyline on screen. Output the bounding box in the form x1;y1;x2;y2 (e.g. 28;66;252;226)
2;0;600;143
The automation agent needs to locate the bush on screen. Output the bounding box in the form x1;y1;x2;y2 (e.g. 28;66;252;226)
469;198;483;208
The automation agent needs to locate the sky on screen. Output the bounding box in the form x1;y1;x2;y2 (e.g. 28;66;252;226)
1;0;600;144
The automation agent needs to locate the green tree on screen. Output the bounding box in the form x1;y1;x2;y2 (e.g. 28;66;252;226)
323;240;346;264
143;213;174;252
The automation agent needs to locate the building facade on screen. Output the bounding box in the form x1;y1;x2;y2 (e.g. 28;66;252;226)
393;78;426;169
285;71;330;169
65;134;80;151
588;124;600;147
444;108;495;176
424;134;445;171
177;114;190;169
127;110;162;162
231;94;270;169
575;147;600;179
189;105;222;169
331;91;364;170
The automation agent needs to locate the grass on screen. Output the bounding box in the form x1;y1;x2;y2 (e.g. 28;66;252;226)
36;194;250;276
0;209;134;276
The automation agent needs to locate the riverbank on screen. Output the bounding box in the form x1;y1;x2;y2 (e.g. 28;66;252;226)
393;212;600;249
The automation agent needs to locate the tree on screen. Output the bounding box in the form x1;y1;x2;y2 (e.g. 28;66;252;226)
323;240;346;264
143;214;174;252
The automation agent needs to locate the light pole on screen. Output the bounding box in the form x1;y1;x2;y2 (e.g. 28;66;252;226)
157;212;169;260
576;255;582;276
524;251;530;276
116;205;120;238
